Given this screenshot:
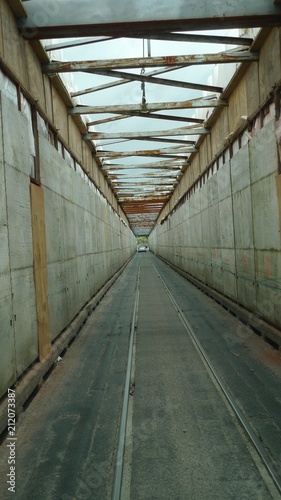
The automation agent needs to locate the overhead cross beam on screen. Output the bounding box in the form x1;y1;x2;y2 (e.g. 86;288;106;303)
85;126;210;141
126;33;254;46
87;114;204;127
43;49;258;74
71;69;223;97
70;97;227;116
96;146;198;159
101;160;186;170
18;0;281;39
44;36;114;51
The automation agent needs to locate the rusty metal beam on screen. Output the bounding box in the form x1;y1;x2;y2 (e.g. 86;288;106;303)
44;37;113;51
104;159;186;167
72;65;188;97
131;137;196;145
86;125;209;140
113;182;177;188
18;1;281;39
70;97;227;116
74;69;223;96
87;115;131;127
111;176;180;182
101;160;185;170
110;173;182;180
123;203;165;208
128;33;254;46
43;49;258;74
100;137;196;147
88;113;204;127
96;146;197;159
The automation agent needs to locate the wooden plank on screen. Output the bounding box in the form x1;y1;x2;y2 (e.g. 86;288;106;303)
30;183;51;361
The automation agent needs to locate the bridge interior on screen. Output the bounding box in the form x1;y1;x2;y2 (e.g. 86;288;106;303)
0;2;281;497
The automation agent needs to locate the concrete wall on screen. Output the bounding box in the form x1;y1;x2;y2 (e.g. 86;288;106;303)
0;0;136;398
41;132;135;342
0;87;135;398
149;30;281;331
150;119;281;329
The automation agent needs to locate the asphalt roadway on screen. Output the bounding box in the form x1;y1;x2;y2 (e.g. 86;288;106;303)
0;252;280;499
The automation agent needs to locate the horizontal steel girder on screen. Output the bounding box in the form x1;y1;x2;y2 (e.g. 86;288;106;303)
110;173;181;180
43;50;258;74
85;126;209;141
88;113;204;125
101;161;186;170
96;147;198;158
18;1;281;39
70;97;227;116
71;69;223;97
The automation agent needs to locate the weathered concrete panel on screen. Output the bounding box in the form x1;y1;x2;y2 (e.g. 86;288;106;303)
68;117;83;164
231;144;250;194
228;78;247;133
236;249;256;311
211;248;223;292
44;190;65;263
192;213;203;247
211;107;229;154
47;262;68;341
42;75;53;119
259;29;281;104
64;258;80;323
2;95;35;177
51;88;69;143
255;250;281;328
217;161;231;201
201;209;211;248
1;1;29;88
26;43;45;106
200;183;208;212
209;204;221;248
221;248;237;300
245;63;260;116
219;197;235;248
40;136;62;195
5;167;33;270
199;139;211;174
232;187;254;249
208;174;219;207
0;3;3;58
12;268;38;377
249;121;278;184
0;158;9;275
60;163;75;203
0;275;15;398
83;209;93;255
251;174;280;250
0;223;9;275
62;201;78;260
203;247;213;287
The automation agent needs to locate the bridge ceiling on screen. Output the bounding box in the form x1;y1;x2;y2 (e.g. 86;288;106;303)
18;1;281;235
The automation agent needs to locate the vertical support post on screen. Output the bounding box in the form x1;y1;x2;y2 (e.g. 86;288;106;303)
30;183;51;361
